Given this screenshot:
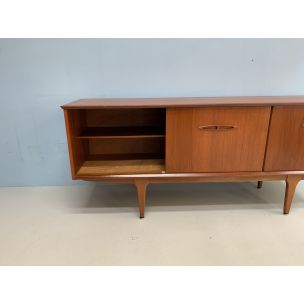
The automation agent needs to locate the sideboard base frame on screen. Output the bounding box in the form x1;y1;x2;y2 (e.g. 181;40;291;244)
83;172;303;218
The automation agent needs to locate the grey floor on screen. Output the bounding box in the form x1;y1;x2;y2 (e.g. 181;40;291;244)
0;181;304;265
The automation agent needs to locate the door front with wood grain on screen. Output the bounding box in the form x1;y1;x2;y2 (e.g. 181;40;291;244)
166;106;271;173
264;106;304;171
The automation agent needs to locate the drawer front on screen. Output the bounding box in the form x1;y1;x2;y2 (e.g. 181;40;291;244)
166;106;271;172
264;106;304;171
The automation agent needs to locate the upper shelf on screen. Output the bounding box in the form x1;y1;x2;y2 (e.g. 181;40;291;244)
61;96;304;109
74;126;165;139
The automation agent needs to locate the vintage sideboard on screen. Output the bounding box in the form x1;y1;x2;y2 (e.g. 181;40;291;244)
62;96;304;218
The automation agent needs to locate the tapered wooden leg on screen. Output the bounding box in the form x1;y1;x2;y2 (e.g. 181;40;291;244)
283;175;302;214
135;179;148;218
257;181;263;189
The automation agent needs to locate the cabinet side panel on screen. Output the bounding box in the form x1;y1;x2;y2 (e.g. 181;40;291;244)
264;106;304;171
64;109;87;178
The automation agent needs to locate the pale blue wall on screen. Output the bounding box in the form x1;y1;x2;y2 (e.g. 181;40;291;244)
1;39;304;186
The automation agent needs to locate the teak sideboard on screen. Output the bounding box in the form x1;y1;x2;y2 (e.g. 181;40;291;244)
62;96;304;218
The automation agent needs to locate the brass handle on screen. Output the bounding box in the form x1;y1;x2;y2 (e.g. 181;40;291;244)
198;125;237;131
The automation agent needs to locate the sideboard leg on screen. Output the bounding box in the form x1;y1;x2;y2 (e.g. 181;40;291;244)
283;175;302;214
135;179;148;219
257;181;263;189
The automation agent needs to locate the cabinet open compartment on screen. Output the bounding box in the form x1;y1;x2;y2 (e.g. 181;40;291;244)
64;108;166;176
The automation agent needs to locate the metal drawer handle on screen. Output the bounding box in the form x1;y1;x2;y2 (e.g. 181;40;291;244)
198;125;237;131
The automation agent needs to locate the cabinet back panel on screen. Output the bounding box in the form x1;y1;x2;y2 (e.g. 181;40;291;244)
85;109;165;127
88;138;165;155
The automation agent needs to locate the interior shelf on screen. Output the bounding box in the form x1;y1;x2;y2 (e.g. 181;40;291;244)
77;159;165;176
75;126;165;139
85;153;164;161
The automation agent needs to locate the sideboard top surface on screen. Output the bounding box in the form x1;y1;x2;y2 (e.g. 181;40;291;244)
61;96;304;109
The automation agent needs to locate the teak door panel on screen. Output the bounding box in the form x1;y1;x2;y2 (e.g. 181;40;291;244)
166;107;271;173
264;106;304;171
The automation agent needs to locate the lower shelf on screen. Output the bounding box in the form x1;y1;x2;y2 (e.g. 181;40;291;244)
77;159;165;176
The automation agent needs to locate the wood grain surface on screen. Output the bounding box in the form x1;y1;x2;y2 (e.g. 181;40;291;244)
62;96;304;109
77;159;165;176
265;106;304;171
166;106;271;172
